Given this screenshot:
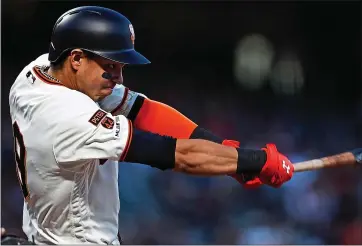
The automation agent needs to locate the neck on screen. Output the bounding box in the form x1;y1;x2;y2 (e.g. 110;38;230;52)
47;66;79;91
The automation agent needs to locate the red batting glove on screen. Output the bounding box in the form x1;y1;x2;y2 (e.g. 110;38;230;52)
222;139;240;148
229;173;263;188
259;144;294;188
222;140;263;189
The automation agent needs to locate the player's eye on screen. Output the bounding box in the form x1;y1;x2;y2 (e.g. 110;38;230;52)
108;64;115;69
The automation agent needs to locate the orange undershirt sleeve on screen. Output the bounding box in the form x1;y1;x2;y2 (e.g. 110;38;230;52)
133;98;197;139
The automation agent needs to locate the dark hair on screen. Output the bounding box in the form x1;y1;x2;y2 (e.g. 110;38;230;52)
50;51;69;70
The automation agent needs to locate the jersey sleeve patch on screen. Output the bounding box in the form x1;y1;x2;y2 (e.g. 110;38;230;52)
88;109;107;126
101;116;115;129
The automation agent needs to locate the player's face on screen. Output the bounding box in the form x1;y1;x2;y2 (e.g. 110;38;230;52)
77;55;124;101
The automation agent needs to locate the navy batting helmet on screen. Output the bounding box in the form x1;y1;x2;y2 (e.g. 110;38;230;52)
48;6;150;65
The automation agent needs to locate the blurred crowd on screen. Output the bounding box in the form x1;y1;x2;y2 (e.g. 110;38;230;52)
2;1;361;245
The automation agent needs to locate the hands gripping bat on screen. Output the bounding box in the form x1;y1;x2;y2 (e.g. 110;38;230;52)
293;148;362;172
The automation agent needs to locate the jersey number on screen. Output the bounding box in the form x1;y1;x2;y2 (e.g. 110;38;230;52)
12;122;29;199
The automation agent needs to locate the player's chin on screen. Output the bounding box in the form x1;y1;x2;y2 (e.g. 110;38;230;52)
94;89;113;101
101;88;114;96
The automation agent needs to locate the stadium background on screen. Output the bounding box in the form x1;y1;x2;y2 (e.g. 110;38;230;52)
1;1;361;244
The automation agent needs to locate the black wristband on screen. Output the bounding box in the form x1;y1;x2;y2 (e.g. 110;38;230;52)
236;149;267;174
124;128;176;170
190;126;223;144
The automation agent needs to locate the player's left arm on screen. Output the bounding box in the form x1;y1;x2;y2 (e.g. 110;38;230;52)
99;86;262;186
99;84;222;141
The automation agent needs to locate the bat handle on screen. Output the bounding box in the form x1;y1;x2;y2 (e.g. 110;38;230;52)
293;159;325;172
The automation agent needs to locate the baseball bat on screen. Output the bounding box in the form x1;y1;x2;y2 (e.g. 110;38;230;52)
293;148;362;172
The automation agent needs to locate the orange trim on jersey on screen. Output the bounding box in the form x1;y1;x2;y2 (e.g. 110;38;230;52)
111;87;129;115
32;66;64;86
119;120;133;161
134;99;197;139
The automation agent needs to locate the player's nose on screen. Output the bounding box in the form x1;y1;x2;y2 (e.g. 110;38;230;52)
112;73;123;85
108;69;123;84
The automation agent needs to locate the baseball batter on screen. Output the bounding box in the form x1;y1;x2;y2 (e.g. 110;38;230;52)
9;6;294;245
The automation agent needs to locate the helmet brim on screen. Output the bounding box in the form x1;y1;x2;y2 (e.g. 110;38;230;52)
92;49;151;65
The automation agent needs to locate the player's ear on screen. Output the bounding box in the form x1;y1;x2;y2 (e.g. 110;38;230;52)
69;49;84;71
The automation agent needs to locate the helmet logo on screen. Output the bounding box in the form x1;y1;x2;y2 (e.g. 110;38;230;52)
129;24;135;45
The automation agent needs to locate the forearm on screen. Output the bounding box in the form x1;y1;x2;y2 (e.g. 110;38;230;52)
124;129;265;176
134;98;197;138
174;139;238;175
134;98;226;142
130;96;225;144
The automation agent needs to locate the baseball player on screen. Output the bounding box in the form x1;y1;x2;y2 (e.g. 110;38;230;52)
9;6;294;245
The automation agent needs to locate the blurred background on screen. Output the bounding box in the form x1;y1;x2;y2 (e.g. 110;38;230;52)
1;1;361;244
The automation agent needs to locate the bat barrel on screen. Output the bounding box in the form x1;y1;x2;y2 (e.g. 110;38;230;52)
293;151;359;172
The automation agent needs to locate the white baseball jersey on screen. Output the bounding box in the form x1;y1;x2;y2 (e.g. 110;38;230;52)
9;54;143;244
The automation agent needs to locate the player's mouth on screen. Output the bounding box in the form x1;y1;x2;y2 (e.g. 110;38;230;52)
104;82;116;90
101;83;115;96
